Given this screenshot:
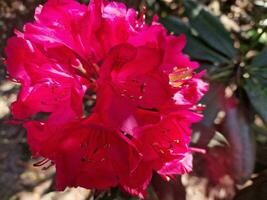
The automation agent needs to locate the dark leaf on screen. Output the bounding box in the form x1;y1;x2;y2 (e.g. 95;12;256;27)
192;124;216;148
184;0;237;58
256;145;267;167
160;16;191;35
161;16;229;64
251;47;267;68
244;47;267;122
244;79;267;123
234;170;267;200
151;174;185;200
192;84;225;148
207;131;229;148
95;188;139;200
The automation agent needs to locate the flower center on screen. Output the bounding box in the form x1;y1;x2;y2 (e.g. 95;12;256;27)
169;67;193;87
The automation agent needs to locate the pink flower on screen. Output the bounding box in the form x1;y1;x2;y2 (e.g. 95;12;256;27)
4;0;208;198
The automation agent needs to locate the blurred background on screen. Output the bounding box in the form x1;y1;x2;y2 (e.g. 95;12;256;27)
0;0;266;199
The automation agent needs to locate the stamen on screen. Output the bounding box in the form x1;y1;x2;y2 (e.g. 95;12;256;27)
135;6;146;30
165;176;171;182
173;139;180;144
169;67;193;87
33;158;50;167
42;161;54;170
138;6;146;22
159;149;165;154
190;147;206;154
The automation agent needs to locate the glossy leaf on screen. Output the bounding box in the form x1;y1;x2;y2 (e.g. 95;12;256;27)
192;124;216;148
184;0;237;58
244;47;267;122
161;16;229;64
251;47;267;68
244;79;267;123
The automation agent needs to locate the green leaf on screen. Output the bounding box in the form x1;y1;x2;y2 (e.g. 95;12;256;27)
244;79;267;123
160;16;191;35
245;48;267;122
184;0;237;59
251;47;267;68
78;0;89;3
161;16;229;64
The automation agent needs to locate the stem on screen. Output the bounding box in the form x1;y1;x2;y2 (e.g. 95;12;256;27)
210;70;233;81
250;26;267;50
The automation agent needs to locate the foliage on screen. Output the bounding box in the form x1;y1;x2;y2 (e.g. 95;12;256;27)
0;0;266;200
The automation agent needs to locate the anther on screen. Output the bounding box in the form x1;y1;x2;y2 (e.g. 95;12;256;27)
33;158;50;167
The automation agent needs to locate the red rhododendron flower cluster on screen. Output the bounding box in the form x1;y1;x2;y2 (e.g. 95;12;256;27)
4;0;208;198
